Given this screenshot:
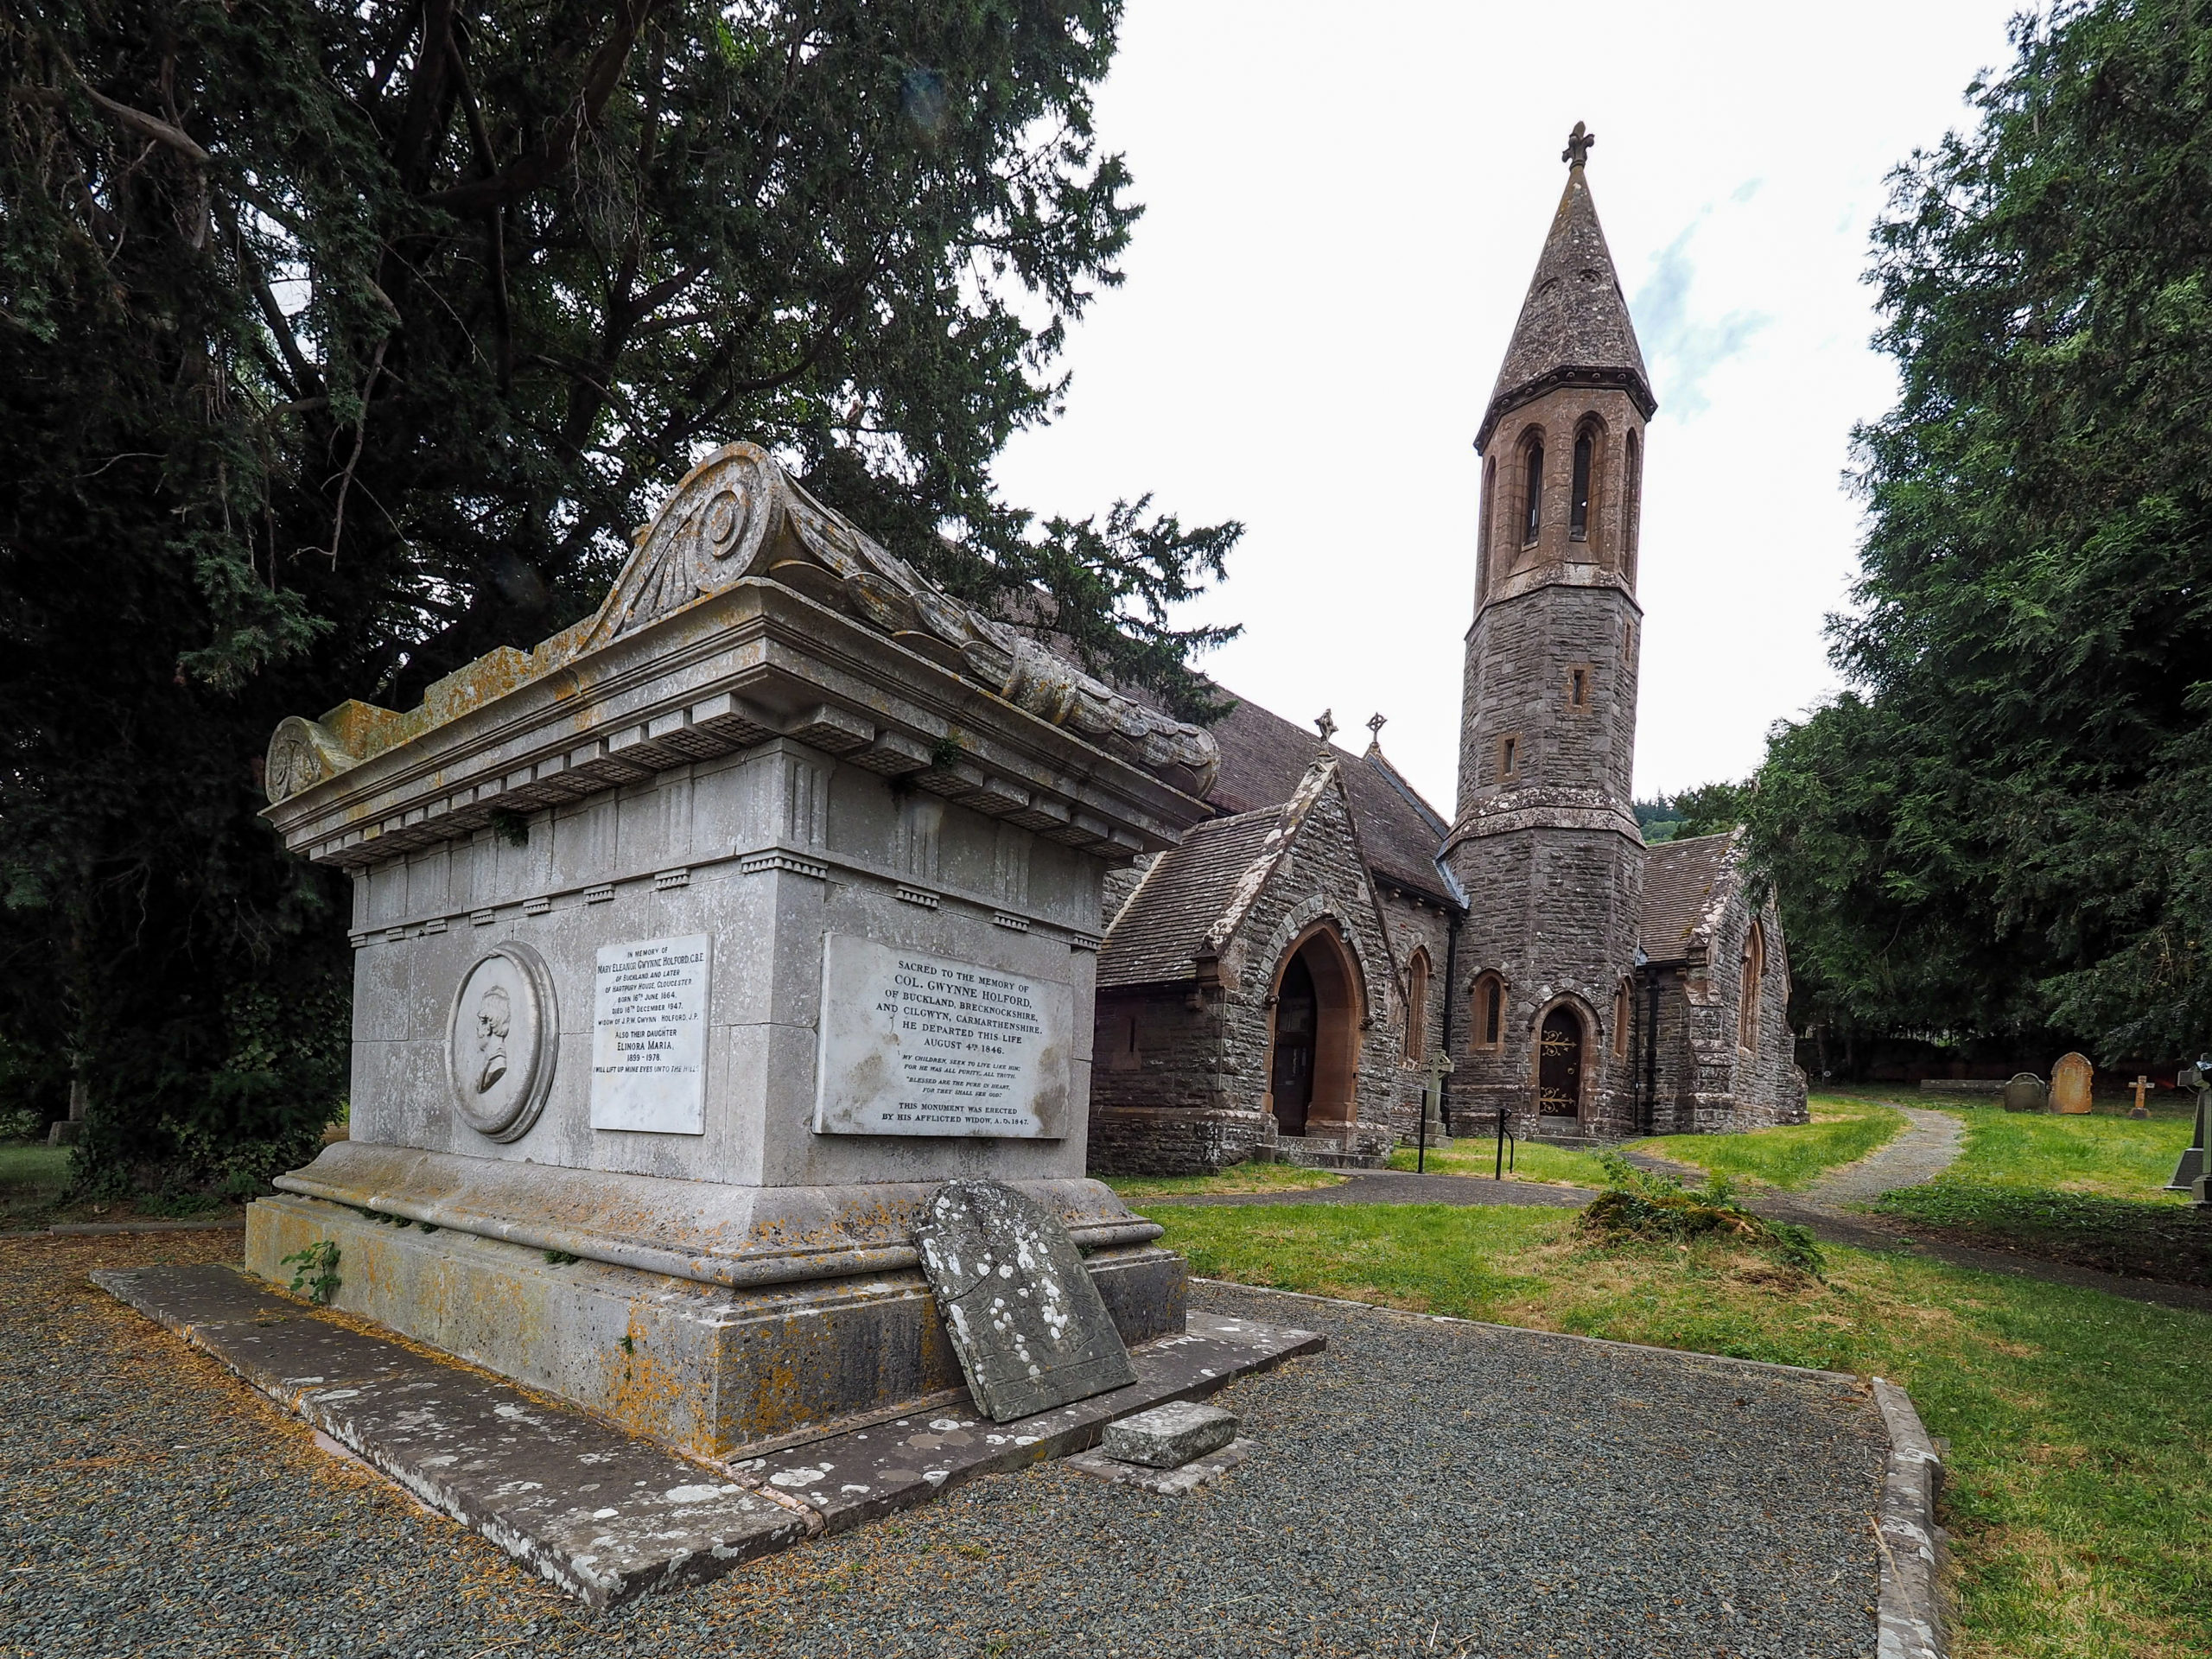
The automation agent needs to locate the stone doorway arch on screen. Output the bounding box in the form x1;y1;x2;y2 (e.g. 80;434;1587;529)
1266;925;1364;1137
1535;1001;1588;1124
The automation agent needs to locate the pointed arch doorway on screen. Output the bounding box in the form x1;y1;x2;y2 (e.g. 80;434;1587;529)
1267;926;1363;1138
1537;1005;1584;1122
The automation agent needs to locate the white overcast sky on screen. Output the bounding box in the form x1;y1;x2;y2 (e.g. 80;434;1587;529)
992;0;2024;808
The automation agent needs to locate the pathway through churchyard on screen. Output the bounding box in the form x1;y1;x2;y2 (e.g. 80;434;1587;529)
6;1231;1885;1659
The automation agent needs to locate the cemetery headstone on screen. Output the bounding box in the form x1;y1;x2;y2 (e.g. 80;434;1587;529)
240;442;1220;1452
915;1178;1137;1421
2170;1062;2209;1192
2130;1075;2152;1119
2050;1052;2094;1115
2000;1073;2046;1114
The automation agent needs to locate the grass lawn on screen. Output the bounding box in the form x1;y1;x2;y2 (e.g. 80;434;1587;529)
0;1144;70;1225
1103;1163;1343;1199
1384;1136;1611;1185
1922;1102;2194;1198
1877;1101;2209;1283
1158;1200;2211;1659
1627;1090;1909;1190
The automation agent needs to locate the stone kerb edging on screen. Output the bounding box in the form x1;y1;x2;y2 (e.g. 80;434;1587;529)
1189;1279;1950;1659
1873;1376;1950;1659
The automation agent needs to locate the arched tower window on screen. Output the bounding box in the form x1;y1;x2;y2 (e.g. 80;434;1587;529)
1569;429;1594;542
1478;458;1495;599
1521;439;1544;544
1738;922;1765;1051
1613;979;1632;1058
1471;972;1506;1051
1405;949;1431;1063
1624;429;1643;576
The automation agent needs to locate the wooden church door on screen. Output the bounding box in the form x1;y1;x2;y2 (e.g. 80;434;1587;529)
1271;954;1319;1136
1538;1006;1582;1120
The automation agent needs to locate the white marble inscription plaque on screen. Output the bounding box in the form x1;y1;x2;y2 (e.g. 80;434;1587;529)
590;934;709;1135
813;934;1071;1138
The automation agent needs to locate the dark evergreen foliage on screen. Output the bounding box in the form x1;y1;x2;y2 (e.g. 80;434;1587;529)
0;0;1238;1189
1745;0;2212;1059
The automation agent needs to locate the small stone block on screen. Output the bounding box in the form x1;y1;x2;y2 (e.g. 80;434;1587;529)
1066;1437;1255;1496
1101;1400;1239;1469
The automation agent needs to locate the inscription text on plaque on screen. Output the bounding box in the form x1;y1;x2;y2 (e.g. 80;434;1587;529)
813;933;1071;1138
590;934;710;1135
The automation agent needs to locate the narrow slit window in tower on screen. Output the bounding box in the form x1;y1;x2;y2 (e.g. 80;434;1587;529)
1498;734;1520;781
1522;442;1543;543
1569;666;1590;709
1624;429;1643;571
1471;973;1505;1050
1570;431;1593;541
1478;458;1495;597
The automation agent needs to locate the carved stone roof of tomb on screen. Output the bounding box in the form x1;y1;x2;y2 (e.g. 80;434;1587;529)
257;444;1218;867
1477;156;1655;451
1639;829;1745;966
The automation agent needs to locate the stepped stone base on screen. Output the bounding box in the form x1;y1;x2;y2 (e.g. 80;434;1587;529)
246;1192;1185;1458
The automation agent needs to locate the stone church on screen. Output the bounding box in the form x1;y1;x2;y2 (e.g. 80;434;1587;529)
1088;134;1807;1175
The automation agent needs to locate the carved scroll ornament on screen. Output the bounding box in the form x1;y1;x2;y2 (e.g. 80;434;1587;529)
583;443;1219;792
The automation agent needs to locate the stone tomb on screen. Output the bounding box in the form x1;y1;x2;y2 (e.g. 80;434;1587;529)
245;443;1228;1456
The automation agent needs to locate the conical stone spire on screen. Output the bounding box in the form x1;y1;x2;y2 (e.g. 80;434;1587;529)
1475;125;1656;451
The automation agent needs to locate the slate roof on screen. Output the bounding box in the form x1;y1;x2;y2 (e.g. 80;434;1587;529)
1096;810;1278;989
1638;830;1740;965
1202;698;1458;907
1477;157;1655;450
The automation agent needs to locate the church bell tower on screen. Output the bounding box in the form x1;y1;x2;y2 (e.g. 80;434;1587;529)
1445;123;1654;1136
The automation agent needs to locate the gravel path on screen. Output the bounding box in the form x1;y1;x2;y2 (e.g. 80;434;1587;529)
1145;1170;1591;1210
5;1231;1886;1659
1803;1109;1964;1204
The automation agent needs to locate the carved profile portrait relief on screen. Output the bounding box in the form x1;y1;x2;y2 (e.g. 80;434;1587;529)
445;944;556;1141
474;982;512;1094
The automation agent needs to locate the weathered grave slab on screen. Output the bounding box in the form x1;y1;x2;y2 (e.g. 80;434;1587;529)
2001;1072;2046;1114
93;1262;1321;1603
915;1177;1137;1421
1102;1399;1239;1467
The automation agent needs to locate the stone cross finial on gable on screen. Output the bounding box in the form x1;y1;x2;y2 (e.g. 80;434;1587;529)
1366;712;1387;743
1563;121;1596;168
1314;709;1337;744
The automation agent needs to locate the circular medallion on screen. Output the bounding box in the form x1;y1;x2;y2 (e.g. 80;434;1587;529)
445;943;557;1141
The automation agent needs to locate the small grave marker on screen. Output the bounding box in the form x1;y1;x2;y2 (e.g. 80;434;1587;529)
2130;1075;2152;1119
2000;1073;2045;1114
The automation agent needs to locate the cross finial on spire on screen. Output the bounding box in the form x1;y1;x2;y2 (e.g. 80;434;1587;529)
1562;120;1595;168
1314;709;1337;744
1366;712;1387;745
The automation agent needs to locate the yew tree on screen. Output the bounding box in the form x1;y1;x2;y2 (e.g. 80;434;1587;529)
0;0;1238;1188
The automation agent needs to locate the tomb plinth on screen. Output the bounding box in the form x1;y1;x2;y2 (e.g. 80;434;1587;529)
247;444;1218;1456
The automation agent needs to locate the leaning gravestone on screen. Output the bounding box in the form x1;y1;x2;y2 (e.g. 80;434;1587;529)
915;1178;1137;1421
2000;1073;2046;1114
243;442;1220;1455
2050;1052;2094;1115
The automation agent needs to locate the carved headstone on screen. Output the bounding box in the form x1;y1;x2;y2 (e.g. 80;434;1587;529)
2000;1073;2046;1115
915;1177;1136;1422
2050;1052;2094;1115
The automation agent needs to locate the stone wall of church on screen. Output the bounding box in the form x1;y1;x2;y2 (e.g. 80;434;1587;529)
1642;889;1807;1135
1378;887;1455;1141
1446;823;1644;1139
1088;776;1403;1175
